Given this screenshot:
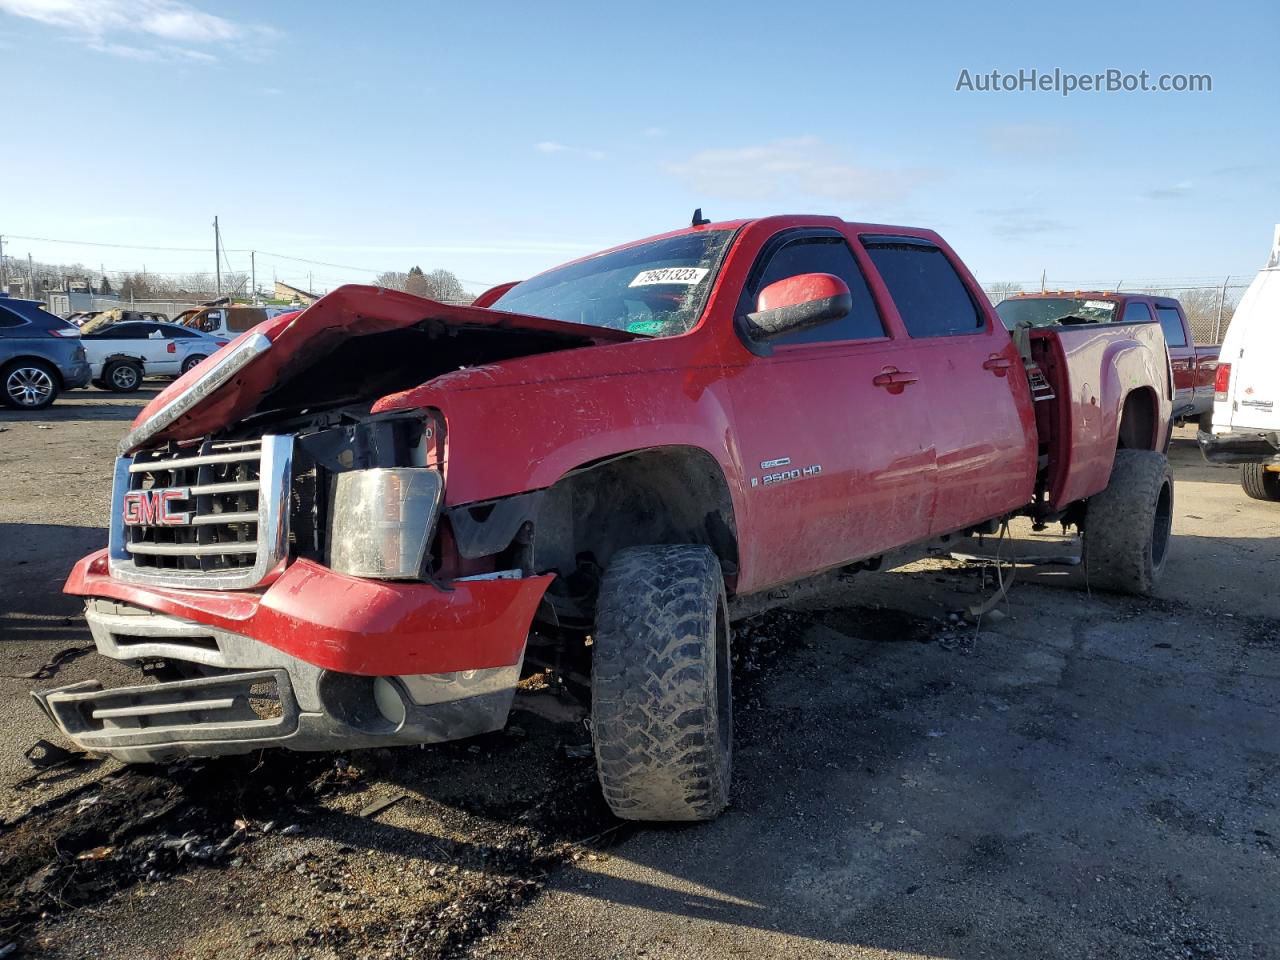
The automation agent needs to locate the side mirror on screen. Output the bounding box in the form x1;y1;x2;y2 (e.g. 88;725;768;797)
738;273;851;346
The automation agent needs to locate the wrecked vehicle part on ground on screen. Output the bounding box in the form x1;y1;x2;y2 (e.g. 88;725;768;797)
45;215;1174;822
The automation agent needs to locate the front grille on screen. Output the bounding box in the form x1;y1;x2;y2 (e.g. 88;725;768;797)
108;435;293;590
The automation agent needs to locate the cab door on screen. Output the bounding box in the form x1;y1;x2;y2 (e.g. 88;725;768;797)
859;236;1037;536
725;229;937;592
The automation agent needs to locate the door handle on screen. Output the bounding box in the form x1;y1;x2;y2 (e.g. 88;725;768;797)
982;355;1013;377
873;369;919;392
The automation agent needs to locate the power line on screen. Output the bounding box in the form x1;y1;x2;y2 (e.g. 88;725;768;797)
3;232;501;286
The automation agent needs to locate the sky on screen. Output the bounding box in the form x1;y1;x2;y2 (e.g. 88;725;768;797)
0;0;1276;294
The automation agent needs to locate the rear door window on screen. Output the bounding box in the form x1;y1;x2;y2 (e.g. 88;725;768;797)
1155;306;1188;346
861;239;984;338
740;233;885;344
0;307;27;331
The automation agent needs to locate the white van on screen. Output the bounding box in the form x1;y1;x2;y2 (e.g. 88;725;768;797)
1200;225;1280;501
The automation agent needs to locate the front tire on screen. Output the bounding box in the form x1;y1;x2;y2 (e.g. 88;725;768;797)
592;544;732;822
1084;450;1174;596
3;360;59;410
103;359;143;392
1241;463;1280;502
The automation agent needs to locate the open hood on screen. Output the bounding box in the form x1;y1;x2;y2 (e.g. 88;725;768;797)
121;284;639;454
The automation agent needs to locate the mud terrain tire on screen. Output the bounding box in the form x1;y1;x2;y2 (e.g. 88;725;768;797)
1240;463;1280;502
1084;450;1174;596
592;544;732;822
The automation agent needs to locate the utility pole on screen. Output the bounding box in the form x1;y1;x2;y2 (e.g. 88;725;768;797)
1040;269;1046;293
28;253;35;298
308;271;313;294
0;234;6;290
214;216;222;299
251;251;257;303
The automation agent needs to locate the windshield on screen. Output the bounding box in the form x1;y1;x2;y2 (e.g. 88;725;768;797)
996;297;1119;330
491;230;734;337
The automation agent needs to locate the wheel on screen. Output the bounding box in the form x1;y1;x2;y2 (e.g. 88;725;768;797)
2;360;59;410
1197;411;1214;433
591;544;732;822
103;359;143;392
1084;450;1174;596
1240;463;1280;502
181;354;208;375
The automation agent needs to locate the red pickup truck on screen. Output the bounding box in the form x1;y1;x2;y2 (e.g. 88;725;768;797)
998;291;1219;428
37;215;1174;822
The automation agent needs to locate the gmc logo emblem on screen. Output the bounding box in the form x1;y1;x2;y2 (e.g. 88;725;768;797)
123;488;192;526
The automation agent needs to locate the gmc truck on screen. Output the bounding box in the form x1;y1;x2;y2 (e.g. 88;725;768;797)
998;291;1219;429
36;215;1175;822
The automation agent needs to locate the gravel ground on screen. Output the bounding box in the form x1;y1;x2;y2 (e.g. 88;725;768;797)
1;391;1276;959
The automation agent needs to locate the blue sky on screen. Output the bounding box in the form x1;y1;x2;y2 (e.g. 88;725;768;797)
1;0;1276;293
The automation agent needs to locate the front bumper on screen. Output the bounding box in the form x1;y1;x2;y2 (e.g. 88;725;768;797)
41;554;553;762
1198;429;1280;465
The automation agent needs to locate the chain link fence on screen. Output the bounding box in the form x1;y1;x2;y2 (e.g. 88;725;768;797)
982;277;1252;344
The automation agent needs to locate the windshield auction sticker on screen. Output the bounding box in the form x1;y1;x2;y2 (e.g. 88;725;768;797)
1084;300;1116;312
629;267;709;287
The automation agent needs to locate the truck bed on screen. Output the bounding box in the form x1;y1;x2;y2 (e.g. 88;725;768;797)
1029;322;1173;510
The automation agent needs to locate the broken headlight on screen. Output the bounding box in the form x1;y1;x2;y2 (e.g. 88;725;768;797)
328;468;443;579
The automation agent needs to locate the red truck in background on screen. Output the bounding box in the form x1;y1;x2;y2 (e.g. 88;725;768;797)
37;215;1175;822
998;291;1220;429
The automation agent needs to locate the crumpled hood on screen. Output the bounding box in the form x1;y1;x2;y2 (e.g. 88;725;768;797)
121;284;637;453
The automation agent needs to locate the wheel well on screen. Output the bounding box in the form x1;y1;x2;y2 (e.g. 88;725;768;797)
537;446;738;574
1117;388;1158;450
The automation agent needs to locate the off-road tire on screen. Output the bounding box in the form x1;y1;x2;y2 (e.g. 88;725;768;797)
592;544;732;822
103;359;143;393
1240;463;1280;502
1084;450;1174;596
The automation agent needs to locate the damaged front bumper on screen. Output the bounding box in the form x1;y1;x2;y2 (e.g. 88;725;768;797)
1198;429;1280;465
38;552;553;763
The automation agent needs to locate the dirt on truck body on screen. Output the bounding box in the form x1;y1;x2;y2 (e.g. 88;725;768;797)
37;214;1176;823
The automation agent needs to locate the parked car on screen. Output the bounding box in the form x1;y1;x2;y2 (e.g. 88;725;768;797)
173;305;269;339
40;214;1174;823
80;321;228;392
997;291;1219;428
1200;225;1280;501
79;309;170;335
0;296;90;410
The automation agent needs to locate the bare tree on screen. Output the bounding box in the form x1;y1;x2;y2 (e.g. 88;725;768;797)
424;269;466;302
983;281;1024;306
374;271;408;292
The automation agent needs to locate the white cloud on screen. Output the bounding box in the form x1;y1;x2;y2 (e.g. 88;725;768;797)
0;0;274;61
668;137;931;205
534;140;605;161
986;123;1074;157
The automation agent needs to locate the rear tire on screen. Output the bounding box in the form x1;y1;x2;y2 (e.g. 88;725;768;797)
2;360;59;410
181;354;208;375
592;544;732;822
1240;463;1280;502
103;359;143;393
1084;450;1174;596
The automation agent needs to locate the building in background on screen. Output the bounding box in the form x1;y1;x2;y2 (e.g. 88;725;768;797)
273;281;320;305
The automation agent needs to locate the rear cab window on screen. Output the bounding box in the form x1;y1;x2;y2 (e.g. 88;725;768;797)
737;230;885;345
861;237;984;337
